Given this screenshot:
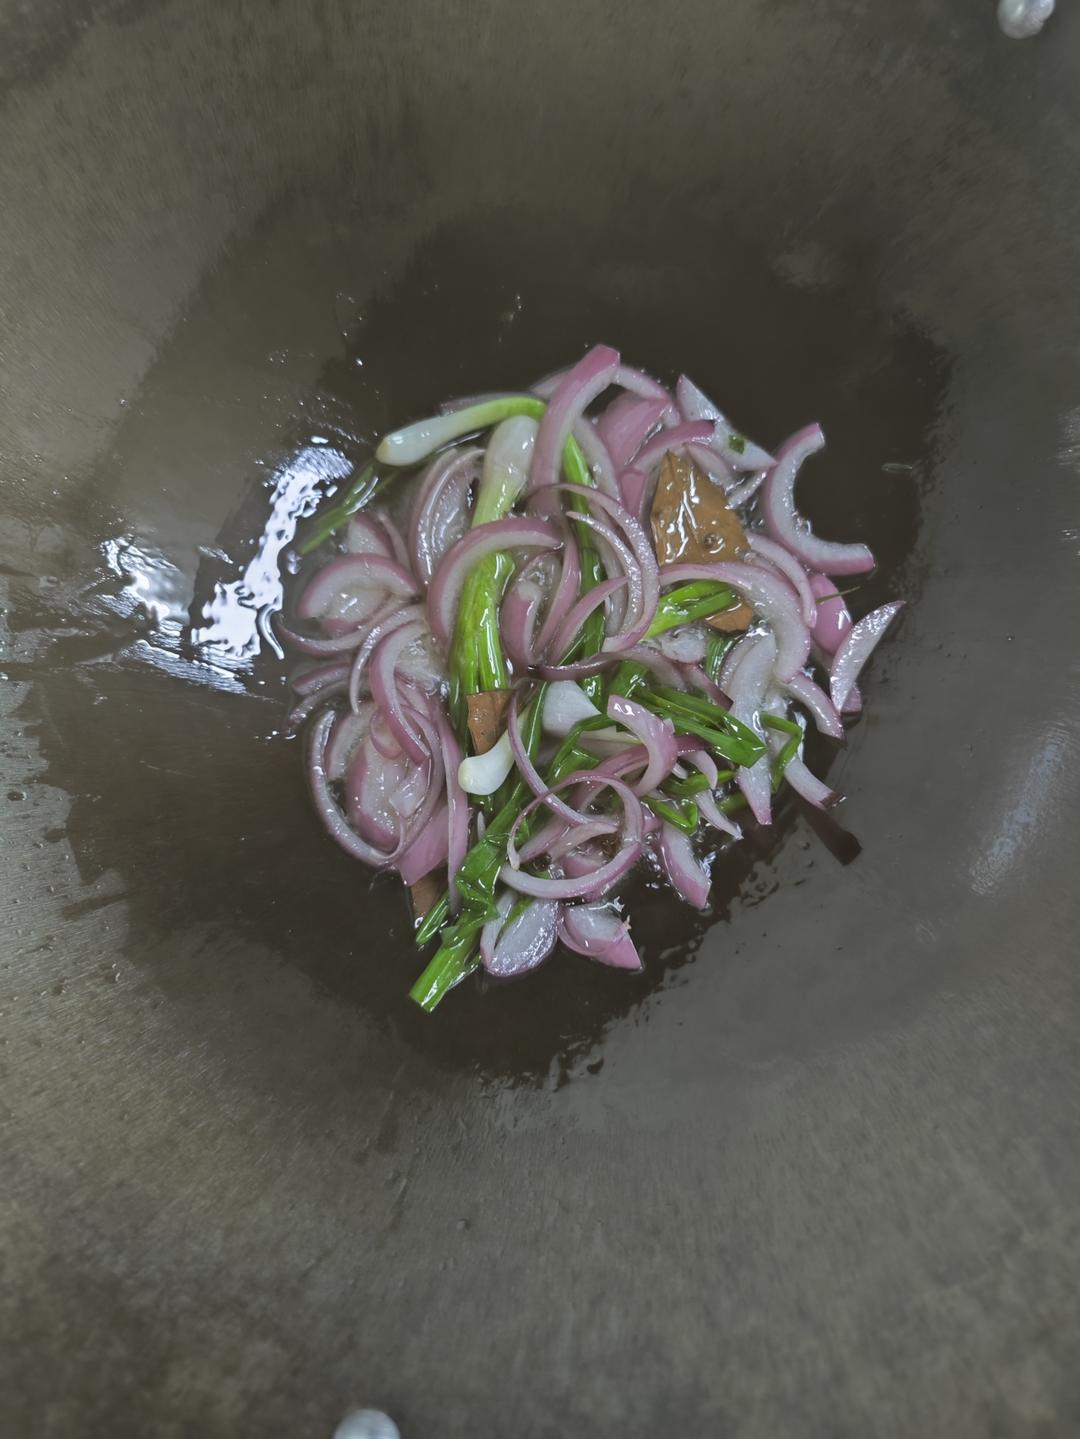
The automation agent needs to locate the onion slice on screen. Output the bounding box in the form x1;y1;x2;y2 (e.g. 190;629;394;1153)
558;903;643;971
725;632;777;825
808;573;854;654
675;375;775;470
781;671;845;740
830;602;904;711
606;694;678;795
530;345;620;494
761;425;875;576
660;560;810;681
481;891;560;977
426;517;562;646
409;447;481;585
657;823;711;909
297;553;418;629
747;533;817;627
597;395;669;469
306;710;399;867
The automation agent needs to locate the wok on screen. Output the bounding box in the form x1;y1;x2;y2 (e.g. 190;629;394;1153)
2;2;1079;1435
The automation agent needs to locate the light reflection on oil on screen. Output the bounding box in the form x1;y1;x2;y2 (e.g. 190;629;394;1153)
190;444;352;665
970;718;1074;895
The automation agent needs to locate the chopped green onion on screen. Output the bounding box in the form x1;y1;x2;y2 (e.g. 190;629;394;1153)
643;795;700;834
645;581;739;638
296;461;385;556
704;631;734;684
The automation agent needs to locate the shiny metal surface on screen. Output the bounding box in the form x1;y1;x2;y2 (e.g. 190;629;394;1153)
2;3;1079;1435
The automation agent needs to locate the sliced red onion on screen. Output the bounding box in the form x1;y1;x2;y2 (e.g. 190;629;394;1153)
632;420;715;474
377;513;410;571
675;375;775;470
347;605;426;712
611;363;676;413
829;602;904;711
298;553;419;635
368;708;404;760
660;560;810;681
533;524;581;657
559;514;635;639
617;466;651;525
558;903;643;971
781;671;845;740
501;574;545;669
345;514;394;558
571;418;620;498
537;652;622;682
306;710;399;868
696;789;743;840
747;533;817;626
726;471;768;508
549;575;628;661
562;842;611;879
277;616;379;657
679;664;730;707
534;483;660;652
542;680;601;737
291;661;351;697
620;643;689;690
503;772;644;900
426;517;562;647
680;745;718;787
518;817;617;866
725;632;777;825
397;804;451;884
501;844;639;901
717;632;757;693
394;629;445;694
530;344;620;494
684;440;736;491
286;682;347;731
507;691;617;833
607;694;678;795
409;447;481;585
325;704;373;782
597;395;670;469
369;620;432;765
481;891;560;977
783;755;838;810
761;425;875;576
657;823;711;909
654;625;709;664
346;740;407;848
808;572;854;654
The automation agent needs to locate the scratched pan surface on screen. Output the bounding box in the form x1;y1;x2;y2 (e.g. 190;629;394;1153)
2;3;1079;1436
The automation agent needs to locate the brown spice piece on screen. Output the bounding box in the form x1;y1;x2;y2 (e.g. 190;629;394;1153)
650;451;753;631
410;873;444;922
467;688;512;754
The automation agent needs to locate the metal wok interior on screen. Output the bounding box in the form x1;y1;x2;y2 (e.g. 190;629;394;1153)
2;2;1079;1435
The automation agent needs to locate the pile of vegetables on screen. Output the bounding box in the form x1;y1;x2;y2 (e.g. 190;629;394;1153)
281;346;902;1011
